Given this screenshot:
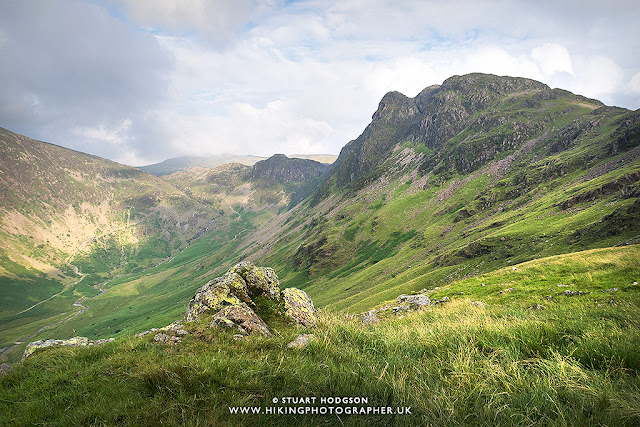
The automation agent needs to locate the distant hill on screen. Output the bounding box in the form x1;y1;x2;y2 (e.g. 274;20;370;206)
162;154;330;211
0;127;218;351
138;154;338;176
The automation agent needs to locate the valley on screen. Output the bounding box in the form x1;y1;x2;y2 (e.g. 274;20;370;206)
1;73;639;425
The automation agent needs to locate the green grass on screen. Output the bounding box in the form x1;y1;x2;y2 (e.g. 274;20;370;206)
2;245;640;426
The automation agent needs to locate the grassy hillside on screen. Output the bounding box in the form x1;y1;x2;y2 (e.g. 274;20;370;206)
2;73;639;378
0;127;218;355
0;154;328;363
233;74;640;312
2;245;639;426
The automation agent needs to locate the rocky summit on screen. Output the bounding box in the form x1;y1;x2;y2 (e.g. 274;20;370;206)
250;154;329;184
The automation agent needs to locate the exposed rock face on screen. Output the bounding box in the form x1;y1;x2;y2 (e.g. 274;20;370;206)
312;72;607;206
250;154;328;184
397;294;432;309
559;290;591;296
282;288;317;327
184;272;250;322
0;363;11;377
230;261;281;300
361;310;380;326
23;336;114;359
211;302;272;336
154;333;181;344
183;261;317;337
359;291;450;323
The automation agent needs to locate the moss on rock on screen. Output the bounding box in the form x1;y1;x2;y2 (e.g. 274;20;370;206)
210;302;272;336
282;287;317;327
230;261;281;300
23;336;114;359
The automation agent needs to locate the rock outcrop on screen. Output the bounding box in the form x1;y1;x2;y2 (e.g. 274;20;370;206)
210;302;272;336
282;288;317;327
250;154;328;184
230;261;281;300
287;334;314;349
0;362;12;377
183;262;317;337
359;291;450;323
23;336;114;359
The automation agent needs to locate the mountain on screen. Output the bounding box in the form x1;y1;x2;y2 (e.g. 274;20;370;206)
163;154;330;211
238;73;640;310
250;154;328;183
137;154;267;176
0;146;332;359
2;73;640;425
0;127;218;352
138;153;338;176
1;73;639;364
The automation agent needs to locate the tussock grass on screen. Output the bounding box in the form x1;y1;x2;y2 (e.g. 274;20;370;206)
3;302;640;425
3;246;640;425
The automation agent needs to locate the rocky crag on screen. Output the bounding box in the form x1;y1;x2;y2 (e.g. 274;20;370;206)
139;261;317;344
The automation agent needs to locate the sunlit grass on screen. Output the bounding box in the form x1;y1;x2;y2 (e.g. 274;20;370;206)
2;246;640;425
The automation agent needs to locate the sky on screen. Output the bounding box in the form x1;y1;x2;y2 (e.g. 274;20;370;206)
1;0;639;166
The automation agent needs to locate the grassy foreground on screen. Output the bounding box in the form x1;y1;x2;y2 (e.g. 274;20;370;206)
1;246;640;426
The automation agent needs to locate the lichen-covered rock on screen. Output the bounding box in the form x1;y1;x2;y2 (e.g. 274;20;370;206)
559;290;591;296
230;261;281;300
181;262;317;338
210;302;272;336
287;334;314;349
23;336;114;359
398;294;431;309
154;333;181;344
160;320;189;336
184;272;249;322
282;287;317;327
361;310;380;325
135;328;158;338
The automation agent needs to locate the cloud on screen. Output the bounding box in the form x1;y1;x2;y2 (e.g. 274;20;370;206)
630;72;640;94
1;0;639;165
111;0;280;47
0;0;171;163
531;43;574;77
74;120;132;145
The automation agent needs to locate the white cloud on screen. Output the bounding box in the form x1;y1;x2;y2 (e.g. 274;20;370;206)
569;55;625;103
1;0;640;166
113;0;278;46
532;43;574;76
74;119;132;145
628;72;640;94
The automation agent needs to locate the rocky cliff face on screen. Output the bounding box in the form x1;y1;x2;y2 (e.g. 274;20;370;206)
184;261;317;332
247;72;640;312
313;73;609;201
250;154;329;184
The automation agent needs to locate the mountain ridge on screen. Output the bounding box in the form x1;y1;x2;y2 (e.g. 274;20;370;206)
1;72;639;364
138;153;338;176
